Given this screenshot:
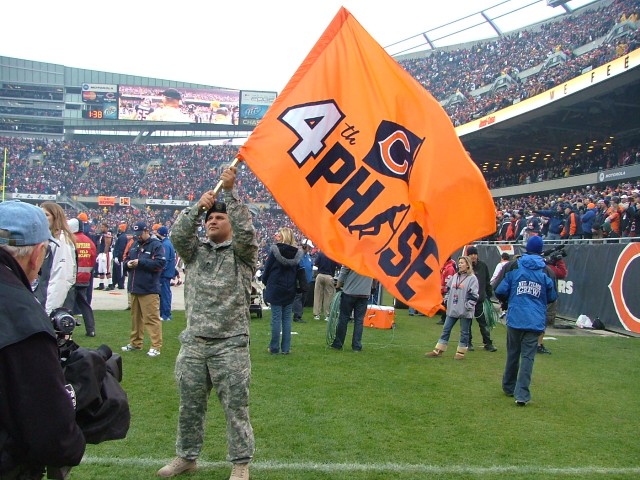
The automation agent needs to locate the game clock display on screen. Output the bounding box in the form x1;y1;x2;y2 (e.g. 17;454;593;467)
82;104;117;120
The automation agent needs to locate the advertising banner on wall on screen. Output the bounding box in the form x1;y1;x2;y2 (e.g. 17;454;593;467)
81;83;119;120
239;90;277;127
98;196;116;206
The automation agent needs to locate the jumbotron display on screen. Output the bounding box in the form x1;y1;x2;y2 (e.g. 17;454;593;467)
118;85;241;124
81;83;277;126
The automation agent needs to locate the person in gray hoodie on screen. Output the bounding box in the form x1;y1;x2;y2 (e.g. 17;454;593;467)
330;266;374;352
426;256;479;360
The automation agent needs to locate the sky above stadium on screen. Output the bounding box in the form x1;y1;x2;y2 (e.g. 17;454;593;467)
6;0;596;93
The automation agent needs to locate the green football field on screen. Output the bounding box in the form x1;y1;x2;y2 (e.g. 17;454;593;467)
70;307;639;479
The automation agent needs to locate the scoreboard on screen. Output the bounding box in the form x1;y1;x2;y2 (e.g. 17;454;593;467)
81;83;118;120
82;103;118;120
80;82;276;125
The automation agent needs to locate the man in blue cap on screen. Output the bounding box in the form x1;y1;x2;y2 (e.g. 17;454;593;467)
495;235;557;406
0;200;86;478
121;221;166;357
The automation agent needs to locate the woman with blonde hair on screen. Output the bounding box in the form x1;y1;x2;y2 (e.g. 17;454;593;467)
426;255;479;360
35;201;77;314
262;227;308;354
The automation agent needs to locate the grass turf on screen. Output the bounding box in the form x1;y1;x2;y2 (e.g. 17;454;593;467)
70;306;639;479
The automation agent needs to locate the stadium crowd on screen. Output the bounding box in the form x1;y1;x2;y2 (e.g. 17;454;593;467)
2;134;639;269
1;1;639;264
399;0;639;126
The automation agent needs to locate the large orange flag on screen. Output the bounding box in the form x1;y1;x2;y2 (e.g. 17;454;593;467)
238;7;495;315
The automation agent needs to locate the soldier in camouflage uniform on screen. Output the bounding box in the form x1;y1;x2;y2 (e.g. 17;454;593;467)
158;166;258;480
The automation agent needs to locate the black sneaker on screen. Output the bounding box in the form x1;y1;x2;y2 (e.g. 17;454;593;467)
537;344;551;354
484;344;497;352
468;344;475;351
515;400;527;407
436;319;445;325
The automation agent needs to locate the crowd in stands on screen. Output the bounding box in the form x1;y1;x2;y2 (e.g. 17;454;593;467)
2;134;638;269
2;2;640;262
399;0;639;126
492;181;640;242
4;135;638;199
483;142;640;189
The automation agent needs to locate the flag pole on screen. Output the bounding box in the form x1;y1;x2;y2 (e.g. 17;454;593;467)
2;147;7;202
212;157;241;196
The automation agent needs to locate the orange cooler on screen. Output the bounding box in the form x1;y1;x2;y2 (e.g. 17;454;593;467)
364;305;395;329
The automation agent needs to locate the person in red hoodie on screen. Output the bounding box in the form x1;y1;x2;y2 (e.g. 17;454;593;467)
68;218;97;337
436;257;457;325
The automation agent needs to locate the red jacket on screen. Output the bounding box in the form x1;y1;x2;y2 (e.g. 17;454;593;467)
74;232;97;286
440;259;457;294
547;258;567;280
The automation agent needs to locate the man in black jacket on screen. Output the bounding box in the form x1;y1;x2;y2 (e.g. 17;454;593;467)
0;200;86;479
467;246;498;352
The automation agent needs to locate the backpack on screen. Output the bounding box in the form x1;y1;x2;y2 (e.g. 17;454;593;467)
592;316;605;330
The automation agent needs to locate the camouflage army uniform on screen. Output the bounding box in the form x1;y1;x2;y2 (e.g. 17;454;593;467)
169;188;258;463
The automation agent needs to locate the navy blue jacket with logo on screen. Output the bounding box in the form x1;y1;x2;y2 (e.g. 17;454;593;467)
125;237;166;294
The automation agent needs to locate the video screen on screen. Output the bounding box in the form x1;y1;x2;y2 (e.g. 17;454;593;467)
118;85;240;124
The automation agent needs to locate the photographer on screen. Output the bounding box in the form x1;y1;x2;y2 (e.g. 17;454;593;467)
538;244;568;354
0;201;85;479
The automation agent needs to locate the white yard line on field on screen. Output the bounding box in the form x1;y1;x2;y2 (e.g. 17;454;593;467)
81;456;640;476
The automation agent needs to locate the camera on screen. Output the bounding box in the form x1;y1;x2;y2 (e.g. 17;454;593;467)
542;244;567;264
50;307;77;362
50;307;75;337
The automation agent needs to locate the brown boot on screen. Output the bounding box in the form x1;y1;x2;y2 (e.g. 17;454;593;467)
454;345;468;360
426;342;447;357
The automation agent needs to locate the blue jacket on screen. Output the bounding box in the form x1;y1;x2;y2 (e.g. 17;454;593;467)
126;236;166;294
299;252;314;283
160;237;176;279
263;243;307;306
581;207;596;234
533;208;564;235
495;254;557;333
113;232;130;262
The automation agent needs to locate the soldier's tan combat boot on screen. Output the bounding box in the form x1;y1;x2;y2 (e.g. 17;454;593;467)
229;462;249;480
157;457;197;477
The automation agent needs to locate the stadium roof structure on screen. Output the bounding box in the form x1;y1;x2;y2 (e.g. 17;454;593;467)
458;52;640;171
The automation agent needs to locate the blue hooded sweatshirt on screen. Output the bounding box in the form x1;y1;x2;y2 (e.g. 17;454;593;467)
495;254;557;333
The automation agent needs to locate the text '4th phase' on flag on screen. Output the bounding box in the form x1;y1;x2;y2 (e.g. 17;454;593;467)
237;7;495;316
